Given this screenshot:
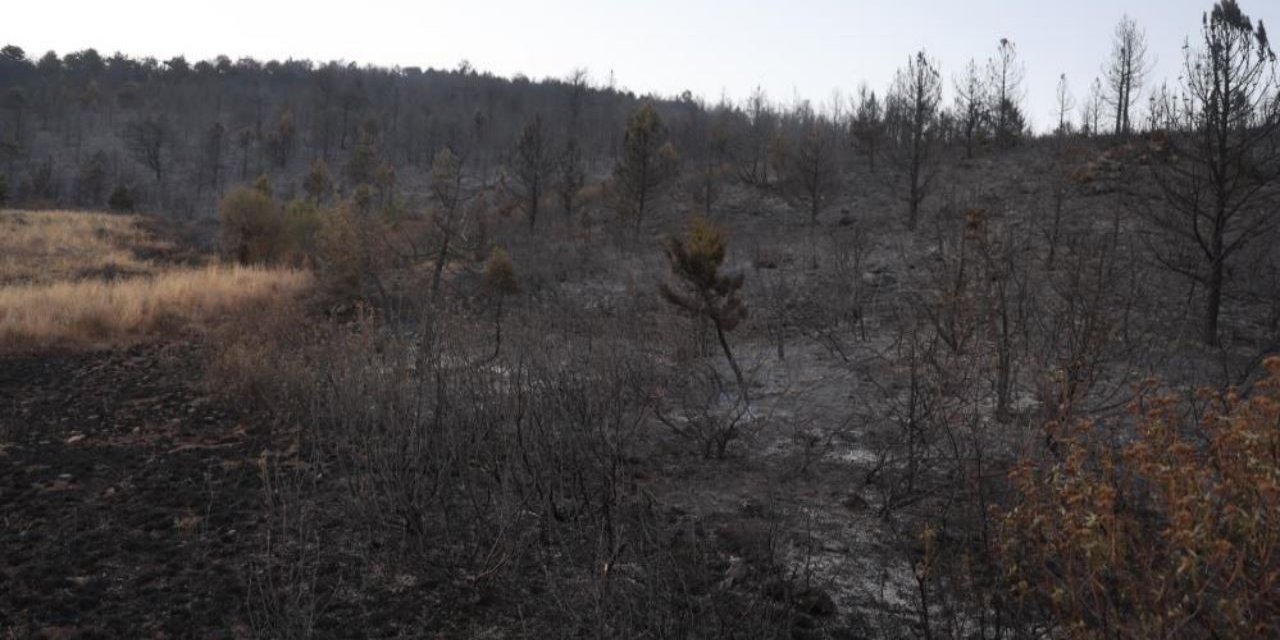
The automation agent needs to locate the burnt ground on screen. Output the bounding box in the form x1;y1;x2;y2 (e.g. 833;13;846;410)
0;342;266;638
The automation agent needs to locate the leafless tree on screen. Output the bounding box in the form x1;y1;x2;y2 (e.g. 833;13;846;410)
1146;0;1280;345
1054;74;1077;136
737;86;776;186
554;137;585;223
1104;15;1152;140
508;114;555;231
850;84;885;172
1079;77;1106;136
237;128;253;181
953;59;990;158
885;51;944;230
565;67;590;135
200;121;224;195
429;147;467;300
123;116;168;183
777;119;842;226
987;39;1026;145
4;87;27;141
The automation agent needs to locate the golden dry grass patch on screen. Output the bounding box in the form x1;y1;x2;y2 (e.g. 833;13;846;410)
0;263;312;352
0;209;172;285
0;210;313;351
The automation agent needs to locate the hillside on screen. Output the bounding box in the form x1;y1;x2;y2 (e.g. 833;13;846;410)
3;1;1280;636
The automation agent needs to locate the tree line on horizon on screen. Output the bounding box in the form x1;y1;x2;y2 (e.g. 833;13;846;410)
0;8;1178;218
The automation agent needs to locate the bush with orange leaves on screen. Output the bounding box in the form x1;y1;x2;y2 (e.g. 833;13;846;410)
999;359;1280;638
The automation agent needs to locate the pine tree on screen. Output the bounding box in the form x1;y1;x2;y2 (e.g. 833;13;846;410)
778;120;841;226
988;39;1026;145
1105;15;1151;139
659;217;749;401
303;159;333;204
1147;0;1280;345
428;148;465;300
953;59;990;158
108;185;134;212
508;115;555;230
266;107;295;169
554;138;585;223
613;103;678;234
482;246;520;358
345;123;377;187
851;85;885;172
737;87;777;186
885;51;943;230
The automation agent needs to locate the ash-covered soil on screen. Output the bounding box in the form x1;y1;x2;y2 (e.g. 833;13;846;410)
0;343;264;638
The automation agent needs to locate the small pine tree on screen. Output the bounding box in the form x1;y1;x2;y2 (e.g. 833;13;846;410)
555;138;586;224
777;123;841;226
482;247;520;358
253;174;272;197
659;217;749;401
316;206;363;300
219;185;285;265
282;199;326;266
303;159;333;204
108;185;134;212
345;125;378;187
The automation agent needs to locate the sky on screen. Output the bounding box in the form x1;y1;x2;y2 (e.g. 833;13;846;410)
6;0;1277;131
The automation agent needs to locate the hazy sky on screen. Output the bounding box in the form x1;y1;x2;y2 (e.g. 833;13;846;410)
8;1;1277;130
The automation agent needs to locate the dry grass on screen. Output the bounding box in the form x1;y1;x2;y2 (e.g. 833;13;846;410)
0;264;312;351
0;210;311;352
0;209;172;285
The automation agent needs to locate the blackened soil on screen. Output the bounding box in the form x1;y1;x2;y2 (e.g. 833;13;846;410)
1;343;266;638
